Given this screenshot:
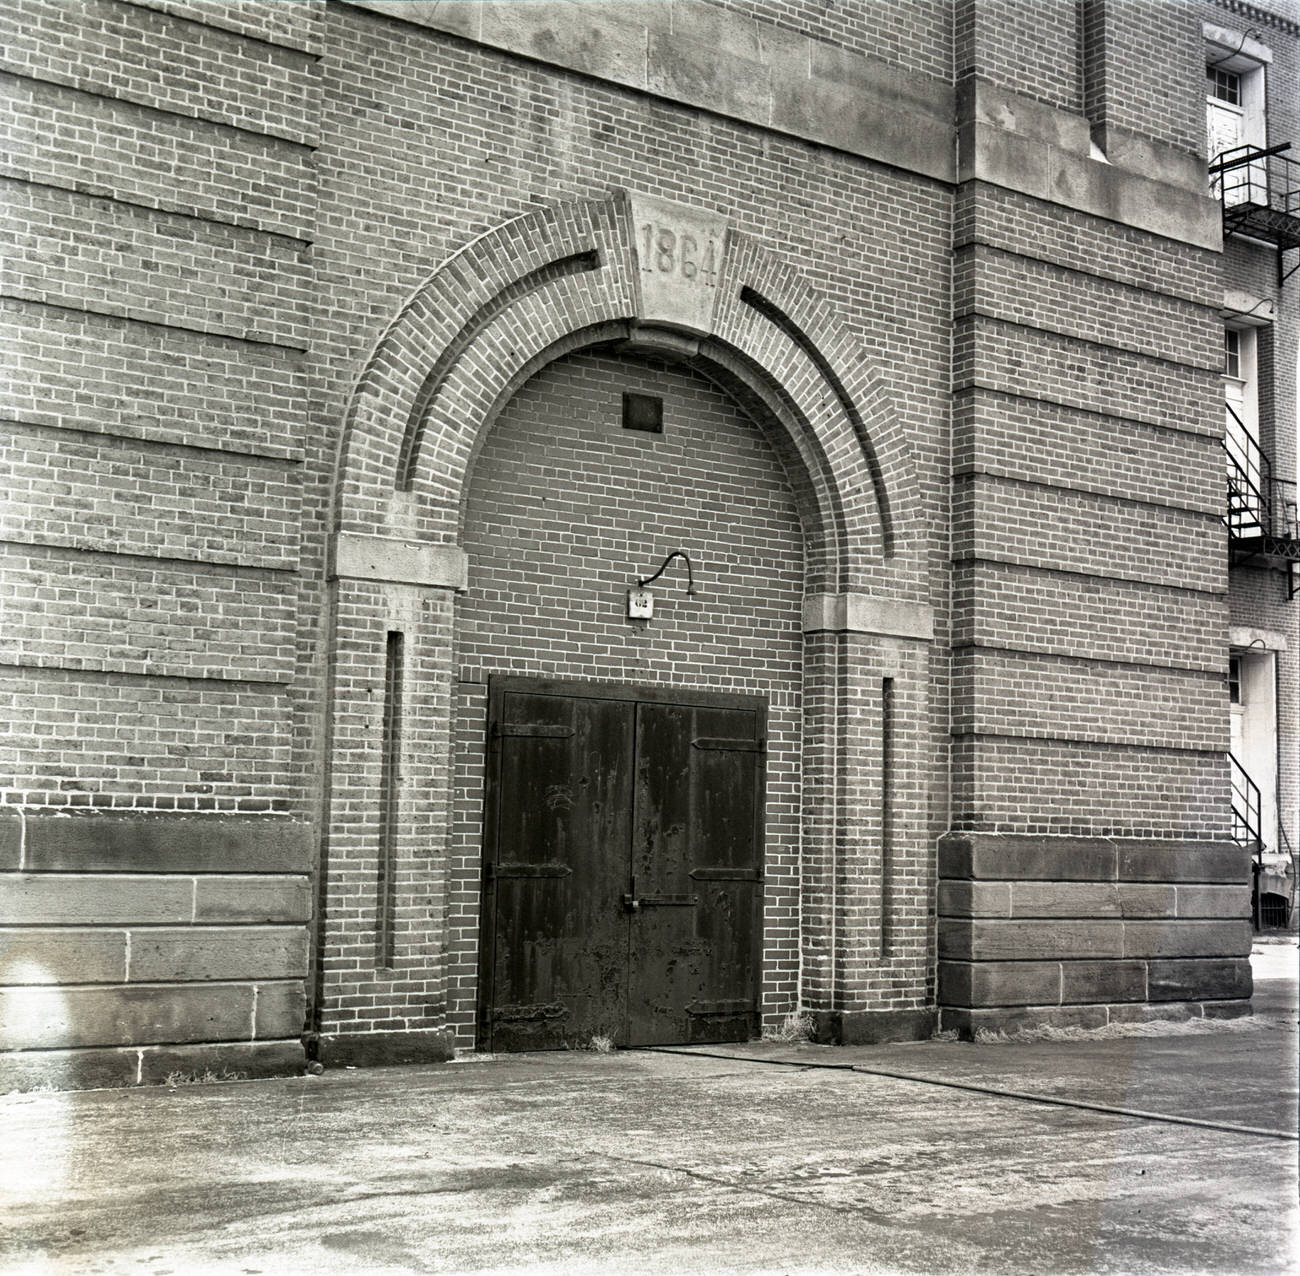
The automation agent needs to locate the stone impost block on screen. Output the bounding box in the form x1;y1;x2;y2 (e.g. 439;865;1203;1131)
332;533;468;590
803;593;934;640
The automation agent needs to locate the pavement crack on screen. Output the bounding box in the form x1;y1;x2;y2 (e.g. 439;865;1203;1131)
639;1048;1300;1143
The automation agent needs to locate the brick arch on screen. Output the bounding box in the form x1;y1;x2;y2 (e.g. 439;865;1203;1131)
333;193;921;590
322;195;935;1049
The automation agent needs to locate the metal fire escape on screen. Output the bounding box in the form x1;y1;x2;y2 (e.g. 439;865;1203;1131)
1209;143;1300;285
1229;754;1266;928
1222;402;1300;598
1231;752;1298;929
1211;145;1300;596
1212;143;1299;928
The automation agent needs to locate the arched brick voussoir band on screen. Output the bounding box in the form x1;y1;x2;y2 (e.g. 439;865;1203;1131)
333;197;635;535
336;194;920;581
714;232;922;566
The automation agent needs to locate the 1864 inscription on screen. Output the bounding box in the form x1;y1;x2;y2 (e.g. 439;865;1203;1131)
638;221;720;287
627;192;730;333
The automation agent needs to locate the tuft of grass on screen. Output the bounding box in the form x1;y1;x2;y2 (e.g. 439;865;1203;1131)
970;1015;1275;1045
761;1011;815;1043
163;1068;246;1088
587;1034;615;1054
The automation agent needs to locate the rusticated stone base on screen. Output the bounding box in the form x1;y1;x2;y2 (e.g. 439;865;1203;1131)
0;1039;305;1093
938;833;1255;1026
811;1008;937;1046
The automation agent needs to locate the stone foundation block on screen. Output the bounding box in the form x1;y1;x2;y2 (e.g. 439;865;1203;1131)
1059;960;1146;1004
0;1039;305;1092
314;1028;455;1068
938;960;1059;1008
1147;958;1252;1002
810;1008;936;1046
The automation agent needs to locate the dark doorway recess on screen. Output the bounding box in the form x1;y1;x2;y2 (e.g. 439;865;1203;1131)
478;677;766;1052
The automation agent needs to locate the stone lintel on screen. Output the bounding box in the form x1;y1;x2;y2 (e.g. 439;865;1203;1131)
1229;624;1288;650
803;592;934;640
333;533;468;590
1204;22;1273;66
1221;291;1275;326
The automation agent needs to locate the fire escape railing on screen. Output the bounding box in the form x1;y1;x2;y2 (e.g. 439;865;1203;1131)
1222;403;1299;597
1209;143;1300;285
1229;753;1265;929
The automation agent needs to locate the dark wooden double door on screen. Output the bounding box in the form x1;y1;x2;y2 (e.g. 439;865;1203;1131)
478;678;766;1052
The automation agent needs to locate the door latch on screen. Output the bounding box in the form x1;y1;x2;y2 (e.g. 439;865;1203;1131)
621;893;641;913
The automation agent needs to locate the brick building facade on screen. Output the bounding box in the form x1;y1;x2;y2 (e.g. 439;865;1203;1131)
1;0;1296;1088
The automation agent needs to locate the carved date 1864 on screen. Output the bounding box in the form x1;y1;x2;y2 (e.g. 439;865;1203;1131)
639;222;719;287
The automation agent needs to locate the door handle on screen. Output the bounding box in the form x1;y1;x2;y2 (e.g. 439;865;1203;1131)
622;893;698;910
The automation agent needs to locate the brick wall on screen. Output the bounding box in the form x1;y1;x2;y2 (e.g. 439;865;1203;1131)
956;0;1082;111
5;0;1296;1082
0;0;320;1085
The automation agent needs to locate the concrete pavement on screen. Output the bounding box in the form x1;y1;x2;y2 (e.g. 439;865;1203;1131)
1;939;1295;1276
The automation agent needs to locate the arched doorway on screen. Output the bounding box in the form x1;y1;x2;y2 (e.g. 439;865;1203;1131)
318;192;934;1060
455;346;806;1048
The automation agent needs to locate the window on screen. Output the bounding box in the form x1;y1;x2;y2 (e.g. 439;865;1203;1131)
1208;66;1241;106
1228;653;1242;705
1224;328;1241;379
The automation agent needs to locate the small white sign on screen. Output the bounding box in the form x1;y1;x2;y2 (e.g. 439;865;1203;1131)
627;588;654;620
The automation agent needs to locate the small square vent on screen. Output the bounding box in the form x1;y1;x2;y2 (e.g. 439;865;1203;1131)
622;392;663;434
